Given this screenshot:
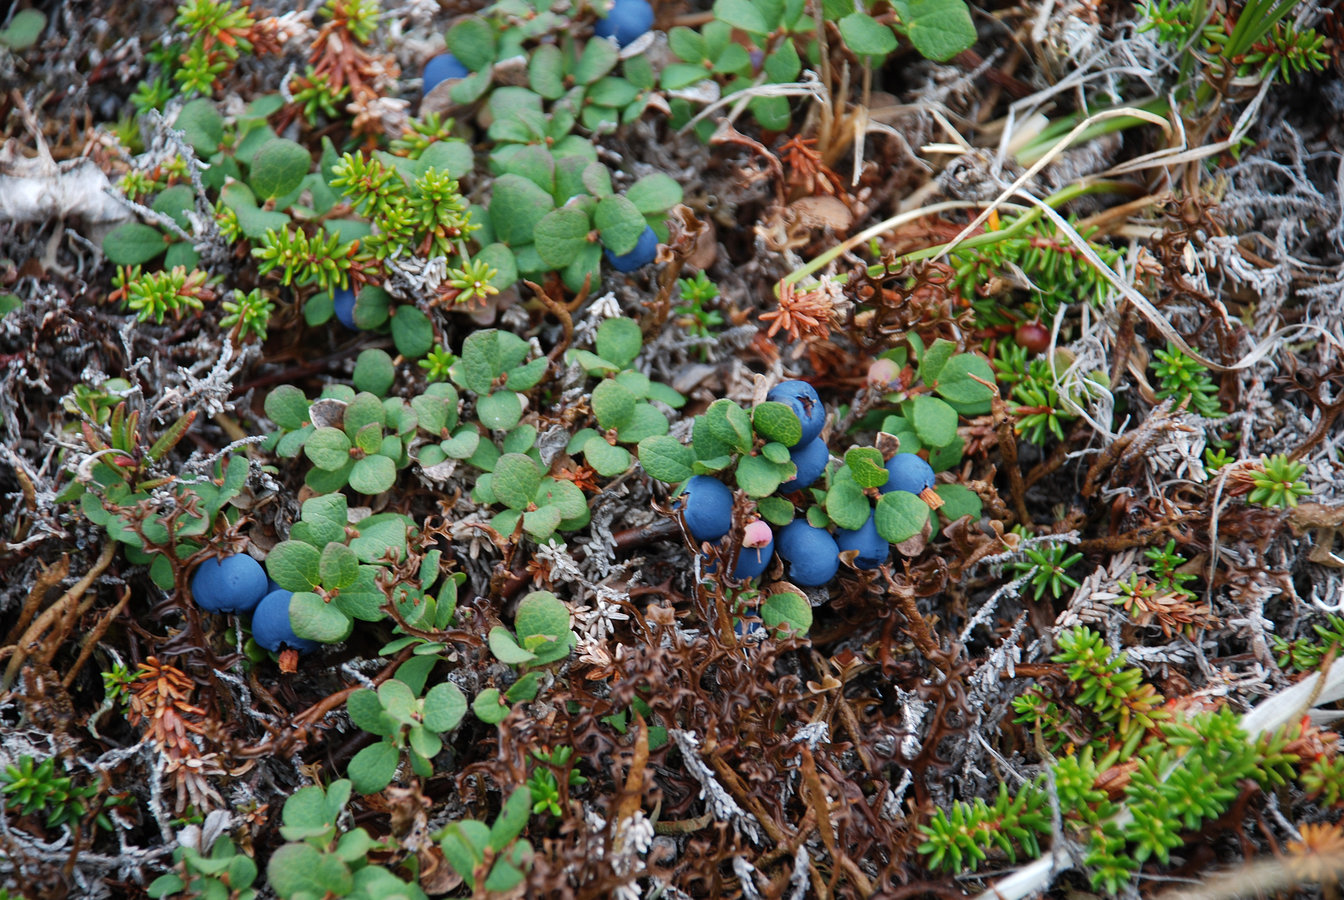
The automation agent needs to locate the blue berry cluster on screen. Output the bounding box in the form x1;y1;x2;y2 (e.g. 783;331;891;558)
675;379;949;588
191;554;317;655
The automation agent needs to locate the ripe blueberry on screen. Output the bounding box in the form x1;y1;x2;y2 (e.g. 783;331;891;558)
880;452;944;509
422;53;469;94
778;436;829;493
678;475;733;542
775;519;839;587
332;287;357;330
250;590;319;654
881;452;935;494
594;0;654;47
836;514;889;570
604;225;658;272
766;380;825;447
191;554;268;615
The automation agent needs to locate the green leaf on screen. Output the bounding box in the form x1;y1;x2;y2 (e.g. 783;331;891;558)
528;44;566;99
637;435;694;482
266;385;310;430
583;435;632;477
928;434;963;471
844;448;888;489
874;490;930;543
0;9;46;49
477;390;523;430
290;590;353;643
662;62;713;91
494;453;543;511
473;687;510;724
489;787;533;851
752;401;803;447
523;505;563;541
490;174;556;246
764;38;801;83
304;426;351;470
692;413;736;461
933;353;996;407
347;741;399;794
300;494;349;545
250;139;311;200
534;207;593;269
757;495;794;526
839;12;897;56
587;77;639;108
408;723;442;760
347;688;393;736
491;628;537;668
825;479;871;530
535;478;588;520
668;26;706;62
591;378;637;430
477;242;517;290
417;139;474;179
319;542;360;590
267;843;325;898
910;395;959;447
561;242;603;293
349;512;410;563
920;338;958;385
352;348;395;396
102;223;167;265
349;455;396;494
505;670;542;702
594;195;646;255
516;590;570;641
267;541;321;591
391;305;434;359
736;454;785;497
714;0;768;34
176;98;225;157
573;35;619;84
595;317;643;368
934;483;981;521
896;0;977;62
761;591;812;638
422;682;467;732
353;285;391;329
343;392;386;434
445;17;495;72
705;399;753;454
152;182;196;231
502;144;555;193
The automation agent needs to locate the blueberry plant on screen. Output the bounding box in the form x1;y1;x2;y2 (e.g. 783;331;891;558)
5;0;1343;898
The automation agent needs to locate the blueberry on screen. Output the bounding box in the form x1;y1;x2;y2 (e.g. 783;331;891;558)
191;554;268;615
332;287;357;330
594;0;654;47
880;452;936;495
835;514;889;570
250;590;319;655
604;225;658;273
775;519;839;587
766;380;825;447
733;521;774;579
678;475;733;542
778;435;829;493
422;53;469;94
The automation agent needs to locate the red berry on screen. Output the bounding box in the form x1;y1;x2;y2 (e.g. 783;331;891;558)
1015;321;1051;354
